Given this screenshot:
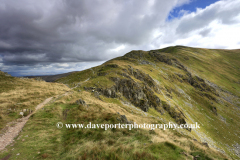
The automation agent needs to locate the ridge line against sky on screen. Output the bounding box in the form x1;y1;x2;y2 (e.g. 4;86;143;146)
0;0;239;76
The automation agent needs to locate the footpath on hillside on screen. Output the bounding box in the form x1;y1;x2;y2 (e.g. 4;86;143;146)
0;97;53;151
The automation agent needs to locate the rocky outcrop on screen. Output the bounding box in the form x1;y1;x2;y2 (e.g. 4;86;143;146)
162;101;186;125
127;66;159;93
149;51;173;65
84;70;162;113
76;99;87;107
183;73;217;95
110;77;151;112
102;88;117;98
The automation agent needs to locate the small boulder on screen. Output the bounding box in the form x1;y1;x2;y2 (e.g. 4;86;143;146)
76;99;87;106
94;91;100;98
202;142;209;148
119;115;132;124
212;107;217;115
193;155;200;160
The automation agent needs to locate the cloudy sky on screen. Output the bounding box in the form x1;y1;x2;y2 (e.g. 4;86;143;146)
0;0;240;76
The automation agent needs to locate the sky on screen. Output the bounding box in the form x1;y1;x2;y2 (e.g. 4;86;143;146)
0;0;240;77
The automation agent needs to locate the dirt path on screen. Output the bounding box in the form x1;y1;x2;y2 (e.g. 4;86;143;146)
0;97;53;151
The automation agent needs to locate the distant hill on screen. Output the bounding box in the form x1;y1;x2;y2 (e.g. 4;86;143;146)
25;71;77;82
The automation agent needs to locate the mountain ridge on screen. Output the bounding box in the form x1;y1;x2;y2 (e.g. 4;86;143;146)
56;45;240;158
0;45;239;159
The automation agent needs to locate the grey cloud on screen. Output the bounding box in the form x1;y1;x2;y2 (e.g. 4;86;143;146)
199;28;211;37
0;0;181;66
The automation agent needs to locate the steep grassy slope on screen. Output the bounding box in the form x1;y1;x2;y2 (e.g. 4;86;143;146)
0;46;239;159
159;46;240;158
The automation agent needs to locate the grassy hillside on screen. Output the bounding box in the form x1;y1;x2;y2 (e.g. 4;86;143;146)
0;46;239;159
0;71;70;132
0;91;227;160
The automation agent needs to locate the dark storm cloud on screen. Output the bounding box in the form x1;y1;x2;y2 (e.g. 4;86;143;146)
0;0;183;66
